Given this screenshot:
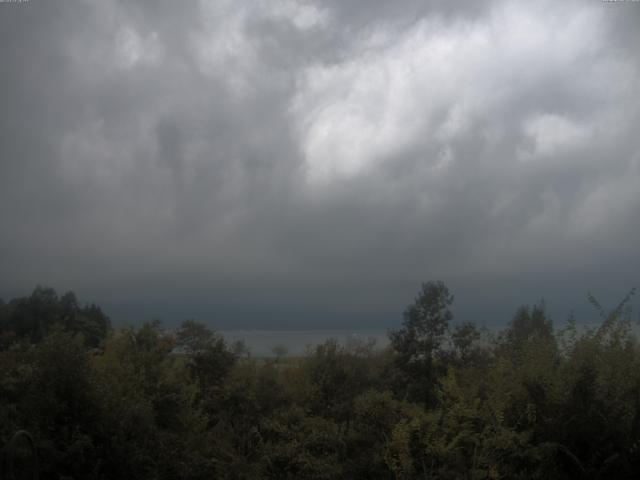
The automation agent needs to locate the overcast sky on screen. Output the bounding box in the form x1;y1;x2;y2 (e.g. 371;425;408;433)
1;0;638;328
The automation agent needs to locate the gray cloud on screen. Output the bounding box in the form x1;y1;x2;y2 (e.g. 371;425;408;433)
0;0;638;328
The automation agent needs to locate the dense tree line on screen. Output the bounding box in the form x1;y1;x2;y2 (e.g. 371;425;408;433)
0;283;639;479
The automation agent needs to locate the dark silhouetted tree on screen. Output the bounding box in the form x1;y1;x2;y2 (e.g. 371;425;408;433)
389;281;454;406
451;321;482;364
505;302;553;347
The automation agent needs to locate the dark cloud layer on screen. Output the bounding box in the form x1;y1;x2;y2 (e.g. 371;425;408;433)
1;0;638;328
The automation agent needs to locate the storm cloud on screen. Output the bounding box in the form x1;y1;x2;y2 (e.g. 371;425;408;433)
1;0;638;328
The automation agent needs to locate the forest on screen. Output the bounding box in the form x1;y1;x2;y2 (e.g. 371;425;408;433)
1;282;639;479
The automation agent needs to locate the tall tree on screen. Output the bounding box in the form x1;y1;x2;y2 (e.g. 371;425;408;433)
505;302;553;347
175;319;236;403
389;281;454;406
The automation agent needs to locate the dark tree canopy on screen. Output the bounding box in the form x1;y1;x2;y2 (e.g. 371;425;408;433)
175;319;236;396
1;285;639;479
389;281;454;405
390;281;454;363
451;321;482;363
175;318;216;354
505;302;553;346
0;286;110;347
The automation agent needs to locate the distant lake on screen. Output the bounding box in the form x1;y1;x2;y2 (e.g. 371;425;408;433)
219;329;390;357
220;321;635;357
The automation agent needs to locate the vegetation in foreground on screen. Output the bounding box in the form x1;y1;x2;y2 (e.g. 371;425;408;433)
1;283;639;479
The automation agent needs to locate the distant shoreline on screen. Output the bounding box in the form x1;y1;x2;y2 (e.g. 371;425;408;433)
219;328;391;357
219;321;638;357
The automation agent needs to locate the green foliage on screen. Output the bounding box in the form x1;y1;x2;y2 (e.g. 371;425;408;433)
451;321;484;365
391;281;454;362
389;281;454;406
1;284;640;479
0;286;110;347
504;302;554;348
262;406;344;479
175;319;236;398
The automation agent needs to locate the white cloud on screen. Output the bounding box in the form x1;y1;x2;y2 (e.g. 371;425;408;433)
2;0;639;324
115;26;162;69
522;114;592;157
192;0;256;94
291;2;607;186
261;0;329;30
193;0;329;96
